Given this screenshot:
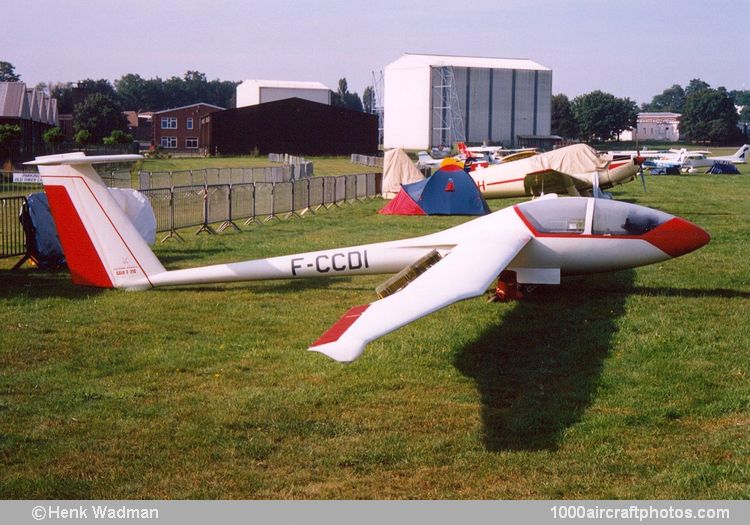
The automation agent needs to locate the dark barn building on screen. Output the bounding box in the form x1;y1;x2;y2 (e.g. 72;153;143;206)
201;98;378;156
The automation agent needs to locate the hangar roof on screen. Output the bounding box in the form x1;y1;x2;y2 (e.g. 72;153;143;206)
239;80;331;91
386;53;550;71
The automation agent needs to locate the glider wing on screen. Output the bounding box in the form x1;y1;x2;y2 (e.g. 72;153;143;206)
309;232;532;362
523;169;592;196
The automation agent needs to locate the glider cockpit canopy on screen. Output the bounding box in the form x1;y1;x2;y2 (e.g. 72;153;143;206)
518;197;674;236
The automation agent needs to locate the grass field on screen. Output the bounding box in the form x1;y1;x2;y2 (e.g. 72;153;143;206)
136;155;381;177
1;162;749;499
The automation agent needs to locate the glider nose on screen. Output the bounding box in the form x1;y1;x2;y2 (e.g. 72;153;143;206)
644;217;711;258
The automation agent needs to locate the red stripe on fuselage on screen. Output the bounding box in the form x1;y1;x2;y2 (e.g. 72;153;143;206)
311;304;370;347
45;185;113;287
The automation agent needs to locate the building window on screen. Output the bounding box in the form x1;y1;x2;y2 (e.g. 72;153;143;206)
185;137;198;149
160;136;177;149
161;117;177;129
186;118;194;130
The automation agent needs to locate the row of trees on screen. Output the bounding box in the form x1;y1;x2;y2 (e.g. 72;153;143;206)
6;60;746;146
552;79;748;144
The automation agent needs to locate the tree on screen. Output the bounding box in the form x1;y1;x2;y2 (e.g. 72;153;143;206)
43;127;65;145
73;93;128;142
0;124;22;143
680;86;742;144
684;78;710;98
551;94;579;139
362;85;375;114
113;71;236;111
115;73;148;110
76;78;119;99
331;78;364;112
728;89;750;107
571;90;637;142
642;84;685;113
102;130;133;144
0;61;20;82
49;82;74;113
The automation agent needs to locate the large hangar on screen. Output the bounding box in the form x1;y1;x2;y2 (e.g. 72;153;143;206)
384;53;552;150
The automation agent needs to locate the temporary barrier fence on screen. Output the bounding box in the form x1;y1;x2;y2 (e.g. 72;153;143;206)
0;172;382;259
350;154;384;167
0;196;27;260
140;172;382;241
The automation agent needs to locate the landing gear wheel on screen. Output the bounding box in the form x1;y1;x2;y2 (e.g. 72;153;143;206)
488;270;523;302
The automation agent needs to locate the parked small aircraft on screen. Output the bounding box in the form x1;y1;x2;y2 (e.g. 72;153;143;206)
682;144;749;172
470;144;645;198
27;153;709;362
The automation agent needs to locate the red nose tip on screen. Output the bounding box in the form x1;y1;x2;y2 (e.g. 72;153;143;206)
644;218;710;257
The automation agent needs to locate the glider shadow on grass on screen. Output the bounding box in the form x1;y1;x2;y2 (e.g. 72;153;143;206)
455;270;634;452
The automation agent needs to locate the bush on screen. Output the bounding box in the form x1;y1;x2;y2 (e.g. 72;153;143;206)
74;129;92;145
43;127;65;145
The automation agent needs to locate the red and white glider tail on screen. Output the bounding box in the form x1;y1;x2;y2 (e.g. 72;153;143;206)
25;153;164;290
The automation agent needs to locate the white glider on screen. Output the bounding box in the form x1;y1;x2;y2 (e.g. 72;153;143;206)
26;152;710;362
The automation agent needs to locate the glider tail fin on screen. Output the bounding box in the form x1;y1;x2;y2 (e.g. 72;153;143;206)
733;144;749;163
26;153;164;289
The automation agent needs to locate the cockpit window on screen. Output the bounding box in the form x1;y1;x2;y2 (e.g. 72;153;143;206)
518;198;588;234
592;199;672;235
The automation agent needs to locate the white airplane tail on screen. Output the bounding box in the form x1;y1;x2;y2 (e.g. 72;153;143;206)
731;144;749;163
416;151;434;165
25;153;164;290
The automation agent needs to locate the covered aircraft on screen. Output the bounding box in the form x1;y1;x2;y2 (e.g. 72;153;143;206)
27;153;709;362
470;144;644;198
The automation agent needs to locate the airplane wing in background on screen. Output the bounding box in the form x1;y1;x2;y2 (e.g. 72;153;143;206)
523;169;591;197
309;232;532;362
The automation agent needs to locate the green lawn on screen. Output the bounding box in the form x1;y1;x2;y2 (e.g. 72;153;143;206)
0;168;748;499
136;156;381;178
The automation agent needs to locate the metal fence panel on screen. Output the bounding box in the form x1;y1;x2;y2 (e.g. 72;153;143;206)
366;173;377;197
322;177;336;207
335;176;347;203
142;188;173;233
309;178;324;208
172;185;206;229
0;196;26;258
355;174;367;200
231;184;255;220
273;182;293;215
293;179;309;211
207;185;230;224
345;175;357;202
254;182;274;217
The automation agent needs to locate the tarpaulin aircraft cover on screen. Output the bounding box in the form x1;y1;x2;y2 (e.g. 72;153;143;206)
706;162;740;174
24;189;158;267
381;148;425;199
379;164;490;216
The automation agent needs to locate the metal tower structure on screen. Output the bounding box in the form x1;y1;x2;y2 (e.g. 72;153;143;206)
431;65;465;148
371;70;384;146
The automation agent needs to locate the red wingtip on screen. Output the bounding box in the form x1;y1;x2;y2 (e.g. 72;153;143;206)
311;304;370;347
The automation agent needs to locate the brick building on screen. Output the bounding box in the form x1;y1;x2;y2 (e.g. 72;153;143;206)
152;103;223;151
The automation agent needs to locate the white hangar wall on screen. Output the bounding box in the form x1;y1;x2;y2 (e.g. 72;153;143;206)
384;54;552;150
237;80;331;108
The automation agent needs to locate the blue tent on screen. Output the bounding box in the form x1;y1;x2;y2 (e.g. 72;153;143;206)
380;165;490;216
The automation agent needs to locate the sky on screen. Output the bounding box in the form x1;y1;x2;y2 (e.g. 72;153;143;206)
3;0;749;105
